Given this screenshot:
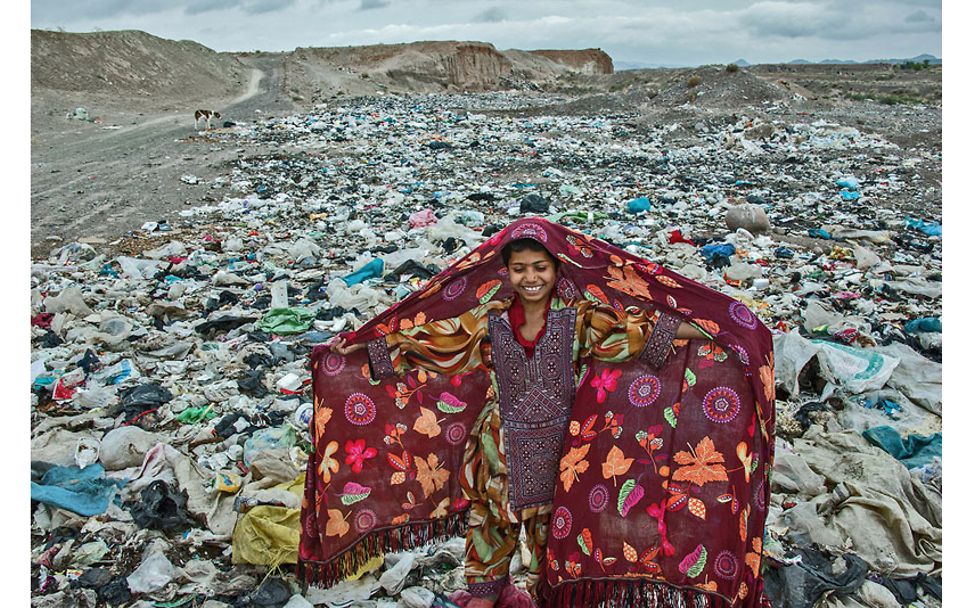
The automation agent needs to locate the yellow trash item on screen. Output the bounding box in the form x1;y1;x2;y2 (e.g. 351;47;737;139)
215;471;242;493
231;473;305;566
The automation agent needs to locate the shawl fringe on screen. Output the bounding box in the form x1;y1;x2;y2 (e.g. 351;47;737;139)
540;578;733;608
298;510;468;588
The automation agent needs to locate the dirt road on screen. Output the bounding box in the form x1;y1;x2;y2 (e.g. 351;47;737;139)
30;54;298;258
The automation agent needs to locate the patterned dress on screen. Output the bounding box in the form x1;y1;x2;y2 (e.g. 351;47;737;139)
368;296;682;599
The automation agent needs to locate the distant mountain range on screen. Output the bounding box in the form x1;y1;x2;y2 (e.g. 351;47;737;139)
616;54;940;70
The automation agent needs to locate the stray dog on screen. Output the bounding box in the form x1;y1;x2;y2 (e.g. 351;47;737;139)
194;109;221;130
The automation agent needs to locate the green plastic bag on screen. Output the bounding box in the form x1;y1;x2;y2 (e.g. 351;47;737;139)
257;308;315;335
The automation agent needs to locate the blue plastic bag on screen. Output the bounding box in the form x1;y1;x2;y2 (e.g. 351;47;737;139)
342;258;384;286
625;197;651;214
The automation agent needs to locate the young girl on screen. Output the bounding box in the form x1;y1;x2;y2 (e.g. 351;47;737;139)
301;218;775;608
330;237;703;607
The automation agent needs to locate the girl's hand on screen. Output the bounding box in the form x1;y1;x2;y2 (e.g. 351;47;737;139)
330;337;364;356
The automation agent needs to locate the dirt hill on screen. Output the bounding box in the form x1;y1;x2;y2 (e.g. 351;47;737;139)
32;30;617;109
282;41;614;102
31;29;249;105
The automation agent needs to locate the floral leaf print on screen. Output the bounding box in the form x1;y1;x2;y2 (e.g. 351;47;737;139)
590;369;622;404
605;264;653;301
678;544;708;578
413;406;443;438
688;497;707;520
602;445;634;486
430;496;450;518
577;528;594;556
401;491;420;511
476;279;502;303
672;436;728;487
597;551;617;571
655;275;682;289
745;536;762;577
387;450;413;486
636;425;665;475
684;368;697;387
398;312;428;330
584;284;610;306
436;392;467;413
622;542;639;563
314;407;333;442
383;422;409;447
737;441;754;483
325;508;350;538
692;318;720;338
740;505;750;542
579;414;599;441
664;406;679;429
559;444;591;492
617;479;645;517
339;482;372;505
759;353;775;403
319;440;340;483
639;546;662;572
344;439;378;474
415;453;450;498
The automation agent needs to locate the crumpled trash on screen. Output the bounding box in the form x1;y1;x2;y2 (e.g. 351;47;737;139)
862;425;942;470
129;479;196;532
773;332;900;398
518;193;549;214
409;209;439;229
904;217;942;237
258;308;316;335
625;196;651;214
342;258;385;286
903;317;941;334
250;577;294;607
99;426;160;470
244;426;297;467
31;81;941;606
725;203;771;233
231;500;301;566
126;539;176;594
30;463;124;516
120;383;174;412
699;242;736;266
764;547;870;608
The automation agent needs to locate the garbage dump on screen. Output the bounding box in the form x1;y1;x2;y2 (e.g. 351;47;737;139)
31;90;941;607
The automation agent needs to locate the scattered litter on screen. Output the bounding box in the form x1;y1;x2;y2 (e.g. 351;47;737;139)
30;89;941;607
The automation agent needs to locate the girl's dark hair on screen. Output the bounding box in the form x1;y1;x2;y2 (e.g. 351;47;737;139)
501;238;560;269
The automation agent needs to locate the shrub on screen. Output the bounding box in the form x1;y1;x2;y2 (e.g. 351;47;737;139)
726;63;739;73
687;74;702;88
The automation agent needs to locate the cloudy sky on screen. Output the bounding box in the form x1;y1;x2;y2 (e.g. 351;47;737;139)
30;0;941;66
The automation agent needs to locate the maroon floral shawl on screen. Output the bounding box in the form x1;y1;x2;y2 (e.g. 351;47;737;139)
300;218;775;608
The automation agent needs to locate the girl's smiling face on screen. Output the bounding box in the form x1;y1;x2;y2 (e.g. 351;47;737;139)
506;248;557;305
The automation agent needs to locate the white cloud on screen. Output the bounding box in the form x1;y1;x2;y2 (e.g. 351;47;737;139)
30;0;942;64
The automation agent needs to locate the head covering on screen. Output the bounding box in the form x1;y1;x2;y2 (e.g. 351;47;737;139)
300;217;775;607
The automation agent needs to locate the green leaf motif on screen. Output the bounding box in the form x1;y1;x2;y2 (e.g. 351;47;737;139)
577;533;591;556
617;479;636;515
584;290;604;305
340;490;371;506
664;407;678;428
684;369;697;387
479;283;501;304
687;547;708;578
436;400;466;414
